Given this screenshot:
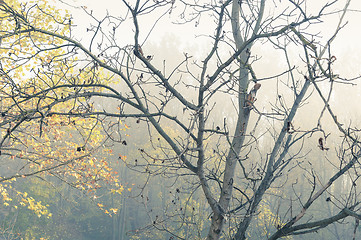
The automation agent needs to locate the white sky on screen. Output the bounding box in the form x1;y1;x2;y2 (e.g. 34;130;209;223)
58;0;361;92
46;0;361;131
51;0;361;85
63;0;361;49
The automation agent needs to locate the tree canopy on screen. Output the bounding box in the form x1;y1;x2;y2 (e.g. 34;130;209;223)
0;0;123;220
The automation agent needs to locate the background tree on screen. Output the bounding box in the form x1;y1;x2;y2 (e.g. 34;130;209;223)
1;0;361;239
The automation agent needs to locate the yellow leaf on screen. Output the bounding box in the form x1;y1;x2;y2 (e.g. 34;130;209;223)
110;208;118;214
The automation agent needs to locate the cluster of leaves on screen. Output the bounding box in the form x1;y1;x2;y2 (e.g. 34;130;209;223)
1;177;117;239
0;0;124;217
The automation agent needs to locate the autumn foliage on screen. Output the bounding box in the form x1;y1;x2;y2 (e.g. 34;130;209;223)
0;0;123;217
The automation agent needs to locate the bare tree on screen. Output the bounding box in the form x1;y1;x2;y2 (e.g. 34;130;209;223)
1;0;361;239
